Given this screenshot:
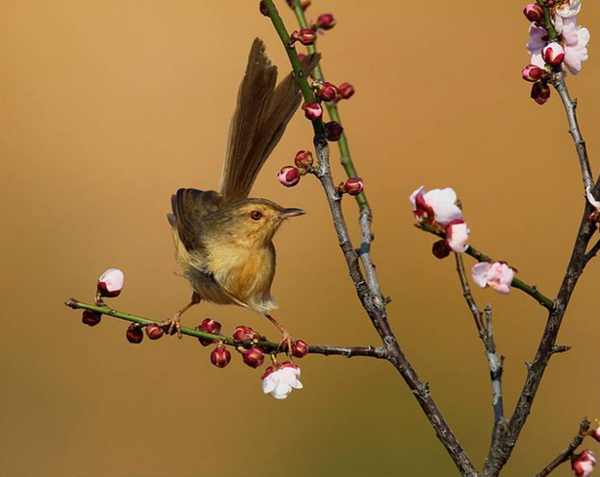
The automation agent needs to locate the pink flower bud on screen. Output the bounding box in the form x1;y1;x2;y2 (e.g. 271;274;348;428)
317;13;336;30
522;64;546;82
339;178;364;196
291;28;316;46
294;150;313;171
302;102;323;120
315;82;339;102
325;121;344;142
259;0;268;16
337;82;355;100
210;344;231;369
126;323;144;344
233;325;261;342
196;318;222;346
242;346;265;368
432;240;451;259
145;323;164;340
572;450;596;477
445;219;470;253
523;4;544;22
97;268;125;298
291;339;309;358
531;81;550;105
278;166;301;187
543;42;565;66
82;310;102;327
471;262;514;294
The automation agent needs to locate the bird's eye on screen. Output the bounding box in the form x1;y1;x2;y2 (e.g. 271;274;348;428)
250;211;263;221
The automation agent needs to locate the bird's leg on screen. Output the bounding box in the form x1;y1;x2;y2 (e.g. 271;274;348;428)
264;313;293;354
163;292;200;339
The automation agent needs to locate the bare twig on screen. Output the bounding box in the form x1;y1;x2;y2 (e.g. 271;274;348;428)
533;418;591;477
65;298;388;359
583;237;600;269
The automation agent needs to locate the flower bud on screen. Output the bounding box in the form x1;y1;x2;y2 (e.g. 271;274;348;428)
315;82;339;102
432;240;451;259
233;325;261;342
242;346;265;368
523;4;544;22
339;178;364;196
210;344;231;369
592;426;600;443
337;82;355;100
82;310;102;327
294;150;314;171
445;219;470;253
302;102;323;120
291;28;316;46
522;64;546;82
259;0;269;16
97;268;125;298
291;339;309;358
531;81;550;105
317;13;336;30
145;323;164;340
196;318;222;346
543;42;565;66
299;0;311;10
278;166;301;187
297;53;307;62
325;121;344;142
126;323;144;344
572;450;596;477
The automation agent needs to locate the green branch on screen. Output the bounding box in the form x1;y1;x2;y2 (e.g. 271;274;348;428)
535;0;558;41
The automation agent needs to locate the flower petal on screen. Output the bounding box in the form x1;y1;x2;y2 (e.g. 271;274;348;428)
471;262;491;288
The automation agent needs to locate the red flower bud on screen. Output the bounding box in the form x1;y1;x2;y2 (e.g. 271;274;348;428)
126;323;144;343
543;42;565;66
145;323;164;340
315;82;338;102
317;13;336;30
523;4;544;23
299;0;311;10
531;81;550;105
522;64;546;82
259;0;269;16
294;150;314;171
325;121;344;141
302;102;323;120
278;166;301;187
432;240;451;259
242;346;265;368
337;82;355;100
591;426;600;443
233;325;261;342
97;268;124;298
210;344;231;369
297;53;307;62
291;28;316;46
196;318;222;346
571;449;596;477
291;339;309;358
82;310;102;327
339;177;364;196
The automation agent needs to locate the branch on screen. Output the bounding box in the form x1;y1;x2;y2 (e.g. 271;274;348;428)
533;418;591;477
583;237;600;269
64;298;388;359
420;223;554;310
455;254;505;445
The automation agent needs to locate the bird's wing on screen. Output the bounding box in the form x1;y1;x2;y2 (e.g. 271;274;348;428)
168;188;222;251
219;37;320;205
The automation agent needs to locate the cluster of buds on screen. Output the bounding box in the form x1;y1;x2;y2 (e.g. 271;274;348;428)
196;318;222;346
290;28;316;46
337;178;364;197
523;0;590;105
312;79;355;104
278;150;314;187
572;450;596;477
410;186;470;258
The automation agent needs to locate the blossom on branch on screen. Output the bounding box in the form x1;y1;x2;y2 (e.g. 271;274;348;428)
571;449;596;477
562;18;590;75
410;186;462;226
471;262;515;294
97;268;125;298
445;220;470;253
261;362;303;400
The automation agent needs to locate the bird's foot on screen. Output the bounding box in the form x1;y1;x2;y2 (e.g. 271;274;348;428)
279;330;293;356
161;313;183;339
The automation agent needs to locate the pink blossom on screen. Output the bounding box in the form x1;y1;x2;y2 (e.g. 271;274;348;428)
543;42;565;65
410;186;462;226
562;18;590;75
471;262;514;294
445;220;470;253
261;362;303;400
555;0;581;19
527;24;548;68
97;268;125;297
572;450;596;477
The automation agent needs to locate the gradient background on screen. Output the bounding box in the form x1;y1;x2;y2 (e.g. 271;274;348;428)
1;2;599;476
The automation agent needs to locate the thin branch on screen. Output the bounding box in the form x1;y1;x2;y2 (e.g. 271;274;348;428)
64;298;388;359
420;223;554;310
533;418;591;477
583;237;600;269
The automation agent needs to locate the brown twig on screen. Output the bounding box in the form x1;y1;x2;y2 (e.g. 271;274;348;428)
533;418;591;477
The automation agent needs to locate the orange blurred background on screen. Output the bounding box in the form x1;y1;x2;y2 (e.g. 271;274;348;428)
1;1;598;476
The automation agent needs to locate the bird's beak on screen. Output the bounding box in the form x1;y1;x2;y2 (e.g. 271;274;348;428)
275;208;306;219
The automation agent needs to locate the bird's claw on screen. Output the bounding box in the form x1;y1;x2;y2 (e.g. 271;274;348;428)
161;314;183;339
279;331;293;356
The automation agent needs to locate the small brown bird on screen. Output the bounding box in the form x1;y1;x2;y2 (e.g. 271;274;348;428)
166;38;319;348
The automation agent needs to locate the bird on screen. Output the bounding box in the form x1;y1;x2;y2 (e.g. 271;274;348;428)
166;38;320;350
